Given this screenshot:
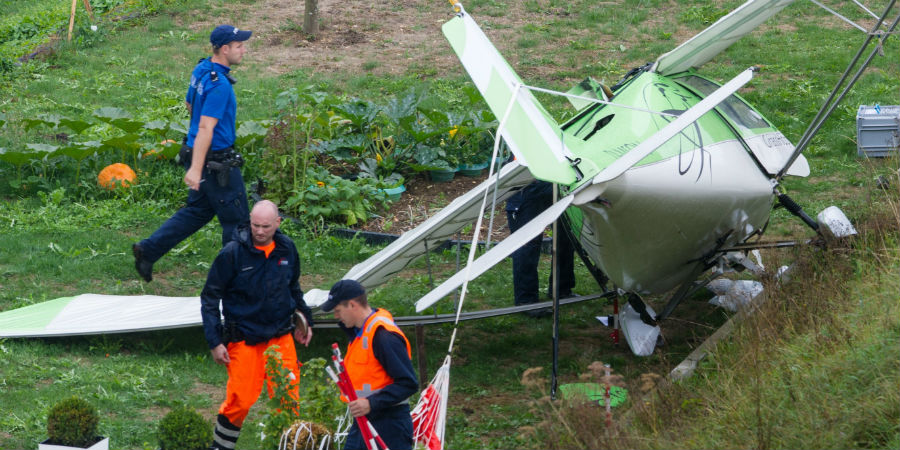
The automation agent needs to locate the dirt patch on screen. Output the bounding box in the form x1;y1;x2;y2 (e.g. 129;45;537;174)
350;171;511;240
182;0;657;85
189;381;223;418
185;0;456;77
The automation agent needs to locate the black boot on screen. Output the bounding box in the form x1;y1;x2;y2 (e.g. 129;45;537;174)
132;243;153;282
212;414;240;450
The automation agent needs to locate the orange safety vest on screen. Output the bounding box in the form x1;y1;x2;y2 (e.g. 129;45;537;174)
344;308;412;402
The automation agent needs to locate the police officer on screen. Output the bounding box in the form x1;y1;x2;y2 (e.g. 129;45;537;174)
506;180;576;316
201;200;314;450
320;280;418;450
132;24;253;282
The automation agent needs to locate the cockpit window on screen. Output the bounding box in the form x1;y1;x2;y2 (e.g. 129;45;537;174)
677;75;770;131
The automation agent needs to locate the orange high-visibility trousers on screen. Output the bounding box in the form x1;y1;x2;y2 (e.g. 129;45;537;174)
218;333;300;427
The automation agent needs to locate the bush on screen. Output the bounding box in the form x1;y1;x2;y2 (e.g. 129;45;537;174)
46;396;100;448
157;405;213;450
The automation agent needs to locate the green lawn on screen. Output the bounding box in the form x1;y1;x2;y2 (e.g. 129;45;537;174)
0;0;898;449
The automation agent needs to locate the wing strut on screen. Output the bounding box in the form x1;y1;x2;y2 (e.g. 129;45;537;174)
415;195;574;312
776;0;899;180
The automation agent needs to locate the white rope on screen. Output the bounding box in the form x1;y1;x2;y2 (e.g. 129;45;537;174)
411;355;451;450
277;421;337;450
446;82;522;354
410;83;523;450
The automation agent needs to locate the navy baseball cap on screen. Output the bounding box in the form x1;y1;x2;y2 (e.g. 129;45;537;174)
210;25;252;47
321;279;366;312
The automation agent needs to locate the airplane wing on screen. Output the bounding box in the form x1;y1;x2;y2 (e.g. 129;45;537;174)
415;195;574;312
302;161;536;307
0;294;201;338
652;0;795;76
443;10;591;186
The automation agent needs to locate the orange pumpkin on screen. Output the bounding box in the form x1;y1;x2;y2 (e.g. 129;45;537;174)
143;149;163;160
144;140;178;160
98;163;137;189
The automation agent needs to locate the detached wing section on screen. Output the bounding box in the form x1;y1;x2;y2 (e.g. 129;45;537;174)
652;0;795;76
0;294;200;338
443;12;585;185
416;194;574;312
302;162;535;307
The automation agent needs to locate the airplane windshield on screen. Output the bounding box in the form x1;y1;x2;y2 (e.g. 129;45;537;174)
677;75;771;131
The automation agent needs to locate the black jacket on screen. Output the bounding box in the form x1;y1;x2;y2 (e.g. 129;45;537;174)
201;226;313;348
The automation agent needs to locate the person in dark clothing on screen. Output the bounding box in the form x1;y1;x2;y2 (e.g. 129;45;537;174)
201;200;314;450
506;180;576;314
320;279;418;450
133;24;253;282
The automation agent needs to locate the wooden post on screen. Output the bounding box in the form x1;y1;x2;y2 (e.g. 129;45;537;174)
303;0;319;36
68;0;78;42
67;0;95;42
415;324;427;389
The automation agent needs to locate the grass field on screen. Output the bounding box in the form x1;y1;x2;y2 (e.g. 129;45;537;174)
0;0;898;449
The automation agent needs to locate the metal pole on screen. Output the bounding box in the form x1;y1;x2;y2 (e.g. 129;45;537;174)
777;0;899;179
416;324;428;389
551;183;560;400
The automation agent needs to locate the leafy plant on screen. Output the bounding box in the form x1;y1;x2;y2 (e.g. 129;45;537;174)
260;348;344;450
157;404;212;450
46;396;100;448
286;166;387;227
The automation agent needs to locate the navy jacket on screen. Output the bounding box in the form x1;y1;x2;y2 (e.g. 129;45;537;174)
201;226;313;348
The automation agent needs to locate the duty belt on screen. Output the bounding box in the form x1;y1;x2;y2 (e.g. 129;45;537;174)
222;321;294;346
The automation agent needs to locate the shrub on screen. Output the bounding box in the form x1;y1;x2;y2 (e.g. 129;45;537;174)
46;396;100;448
157;405;213;450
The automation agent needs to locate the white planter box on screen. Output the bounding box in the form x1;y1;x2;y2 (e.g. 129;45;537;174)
38;436;109;450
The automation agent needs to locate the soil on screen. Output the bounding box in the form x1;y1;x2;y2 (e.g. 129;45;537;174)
350;170;512;240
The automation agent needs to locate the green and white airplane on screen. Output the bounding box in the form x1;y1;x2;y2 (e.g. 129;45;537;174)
310;0;880;355
2;0;890;355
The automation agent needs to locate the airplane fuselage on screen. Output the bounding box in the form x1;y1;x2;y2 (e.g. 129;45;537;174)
563;71;782;294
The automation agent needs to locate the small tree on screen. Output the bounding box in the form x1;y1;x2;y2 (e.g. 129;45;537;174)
157;405;213;450
303;0;319;37
46;396;100;448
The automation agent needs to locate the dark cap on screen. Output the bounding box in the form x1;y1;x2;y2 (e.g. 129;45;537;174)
210;25;252;48
321;279;366;312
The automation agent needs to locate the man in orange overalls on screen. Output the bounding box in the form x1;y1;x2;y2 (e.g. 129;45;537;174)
201;200;314;450
321;280;418;450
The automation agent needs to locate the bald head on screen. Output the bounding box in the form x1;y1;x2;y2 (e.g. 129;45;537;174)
249;200;281;246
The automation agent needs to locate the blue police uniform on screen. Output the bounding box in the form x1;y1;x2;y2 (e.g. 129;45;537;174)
506;180;576;305
338;313;418;450
136;57;250;267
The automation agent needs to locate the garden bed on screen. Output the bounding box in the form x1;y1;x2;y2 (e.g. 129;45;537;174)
347;170;511;241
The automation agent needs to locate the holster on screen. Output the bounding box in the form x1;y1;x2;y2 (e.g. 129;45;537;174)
206;160;230;187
